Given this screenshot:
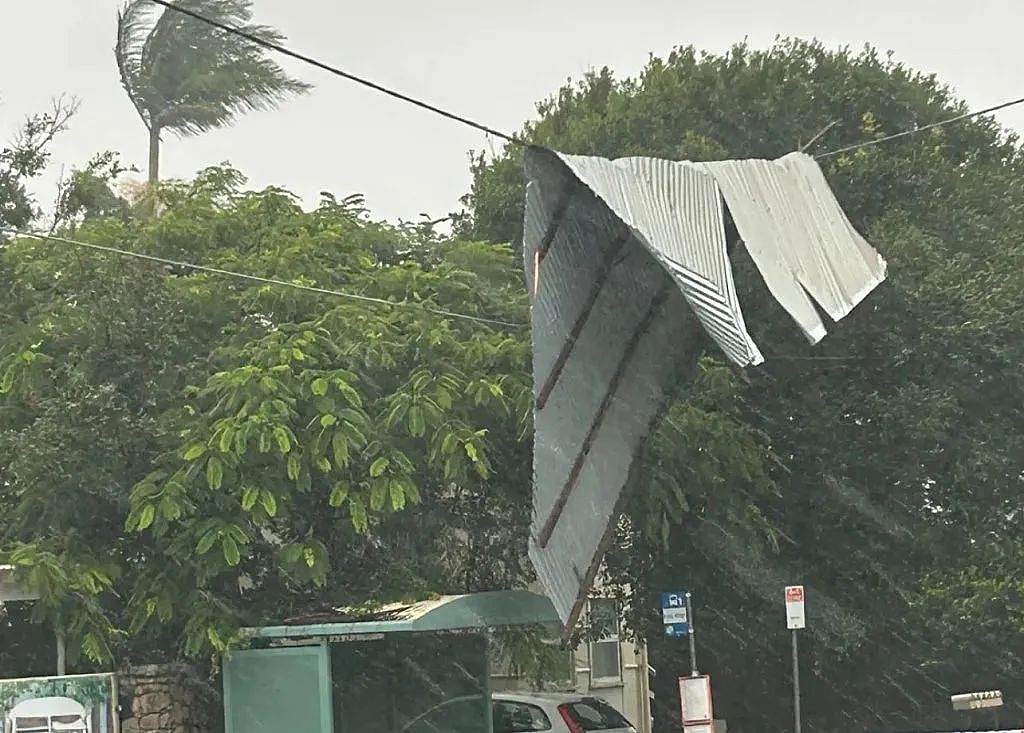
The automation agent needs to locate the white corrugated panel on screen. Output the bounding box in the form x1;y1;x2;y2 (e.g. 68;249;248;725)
555;153;764;367
522;146;887;634
698;153;886;342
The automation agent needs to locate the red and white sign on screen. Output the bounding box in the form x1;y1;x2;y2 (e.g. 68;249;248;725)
679;675;713;726
786;585;806;630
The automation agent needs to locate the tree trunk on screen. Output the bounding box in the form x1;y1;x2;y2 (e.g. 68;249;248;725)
147;125;161;186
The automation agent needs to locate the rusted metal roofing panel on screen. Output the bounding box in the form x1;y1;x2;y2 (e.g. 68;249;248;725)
522;146;886;634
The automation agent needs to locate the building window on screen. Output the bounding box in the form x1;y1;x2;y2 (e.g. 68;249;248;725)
589;597;621;683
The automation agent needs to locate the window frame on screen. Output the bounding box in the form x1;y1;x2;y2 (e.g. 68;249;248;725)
587;597;622;686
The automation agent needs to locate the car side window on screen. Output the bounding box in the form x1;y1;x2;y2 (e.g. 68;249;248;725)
492;700;552;732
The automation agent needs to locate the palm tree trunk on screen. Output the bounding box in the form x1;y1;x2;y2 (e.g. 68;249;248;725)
147;125;161;186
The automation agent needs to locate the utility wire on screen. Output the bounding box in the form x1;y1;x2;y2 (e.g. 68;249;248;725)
152;0;1024;159
148;0;519;144
816;96;1024;158
1;229;526;329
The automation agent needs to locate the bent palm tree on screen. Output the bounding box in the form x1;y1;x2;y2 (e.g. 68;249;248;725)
116;0;311;185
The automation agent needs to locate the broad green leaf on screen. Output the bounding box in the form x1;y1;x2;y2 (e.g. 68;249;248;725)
196;531;218;556
287;453;301;481
206;456;224;491
0;367;14;394
329;484;350;507
137;504;156;531
332;433;350;467
321;414;338;428
311;377;329;396
389;479;406;511
369;456;390;477
241;487;259;511
349;496;368;533
335;379;363;408
370;479;387;511
160;496;182;521
218;427;235;454
183;444;207;461
403;480;421;504
408;405;426;437
222;537;241;566
260;490;278;517
273;426;292;453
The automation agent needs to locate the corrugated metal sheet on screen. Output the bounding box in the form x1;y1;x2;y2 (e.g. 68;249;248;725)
522;146;886;634
555;153;764;367
697;153;886;342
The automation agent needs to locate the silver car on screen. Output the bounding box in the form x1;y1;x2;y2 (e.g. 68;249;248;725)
492;692;637;733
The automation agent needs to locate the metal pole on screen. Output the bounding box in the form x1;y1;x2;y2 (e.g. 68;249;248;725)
685;592;698;677
56;632;66;676
792;629;802;733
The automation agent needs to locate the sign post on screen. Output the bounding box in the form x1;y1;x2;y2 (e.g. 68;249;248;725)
786;586;806;733
661;590;697;676
686;592;698;677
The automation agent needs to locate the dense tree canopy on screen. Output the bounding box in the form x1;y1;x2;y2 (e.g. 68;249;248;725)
466;39;1024;731
0;167;532;664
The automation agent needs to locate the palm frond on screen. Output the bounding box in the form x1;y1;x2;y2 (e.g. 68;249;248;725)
115;1;164;127
116;0;311;137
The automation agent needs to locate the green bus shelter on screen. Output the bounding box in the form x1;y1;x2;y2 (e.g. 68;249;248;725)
222;590;559;733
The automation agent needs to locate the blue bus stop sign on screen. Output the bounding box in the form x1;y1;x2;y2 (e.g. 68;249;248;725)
661;591;689;637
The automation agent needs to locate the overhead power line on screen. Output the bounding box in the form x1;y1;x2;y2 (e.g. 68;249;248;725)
1;229;526;329
153;0;1023;161
148;0;519;144
816;96;1024;158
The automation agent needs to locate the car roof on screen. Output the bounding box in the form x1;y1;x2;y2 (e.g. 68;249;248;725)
492;691;593;705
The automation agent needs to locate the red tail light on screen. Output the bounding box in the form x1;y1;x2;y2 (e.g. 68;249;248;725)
557;704;585;733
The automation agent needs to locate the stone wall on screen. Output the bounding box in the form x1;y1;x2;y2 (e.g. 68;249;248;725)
118;663;220;733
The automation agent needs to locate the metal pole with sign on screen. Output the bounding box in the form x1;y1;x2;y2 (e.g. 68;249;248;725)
686;592;698;677
661;590;698;676
785;586;806;733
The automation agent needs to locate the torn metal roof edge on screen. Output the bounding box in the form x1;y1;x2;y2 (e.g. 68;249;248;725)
242;590;561;640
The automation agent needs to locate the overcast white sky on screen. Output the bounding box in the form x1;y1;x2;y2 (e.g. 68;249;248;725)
2;0;1023;224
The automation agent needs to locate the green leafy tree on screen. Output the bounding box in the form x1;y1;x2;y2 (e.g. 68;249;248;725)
0;96;78;232
467;39;1024;731
0;164;530;665
115;0;310;185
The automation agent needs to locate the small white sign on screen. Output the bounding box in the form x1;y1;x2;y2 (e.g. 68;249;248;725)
662;606;688;624
679;675;713;725
785;585;806;630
